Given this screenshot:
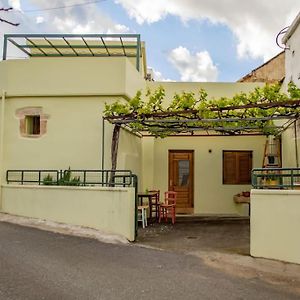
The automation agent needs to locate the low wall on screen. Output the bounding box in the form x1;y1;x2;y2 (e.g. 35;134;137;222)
251;189;300;264
1;185;136;241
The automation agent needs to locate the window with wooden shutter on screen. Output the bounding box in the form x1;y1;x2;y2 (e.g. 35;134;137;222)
223;151;252;184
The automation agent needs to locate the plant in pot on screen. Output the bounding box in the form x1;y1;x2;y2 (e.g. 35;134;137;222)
266;173;279;186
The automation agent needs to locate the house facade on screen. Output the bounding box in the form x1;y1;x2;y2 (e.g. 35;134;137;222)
281;12;300;168
0;34;269;218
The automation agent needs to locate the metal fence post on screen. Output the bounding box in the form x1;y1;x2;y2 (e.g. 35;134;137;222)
132;174;138;240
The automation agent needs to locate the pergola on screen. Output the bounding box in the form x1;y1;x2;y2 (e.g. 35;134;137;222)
103;96;300;170
104;99;300;137
3;33;142;71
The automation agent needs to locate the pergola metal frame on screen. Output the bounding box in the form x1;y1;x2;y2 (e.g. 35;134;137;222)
104;99;300;136
3;33;142;71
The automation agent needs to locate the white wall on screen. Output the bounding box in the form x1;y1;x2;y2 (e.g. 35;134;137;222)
281;18;300;168
251;189;300;264
284;21;300;87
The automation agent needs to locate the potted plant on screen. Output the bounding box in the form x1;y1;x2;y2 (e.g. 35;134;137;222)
266;173;279;186
261;172;279;187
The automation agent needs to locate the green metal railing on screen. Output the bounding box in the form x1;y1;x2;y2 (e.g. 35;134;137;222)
252;168;300;189
6;169;135;187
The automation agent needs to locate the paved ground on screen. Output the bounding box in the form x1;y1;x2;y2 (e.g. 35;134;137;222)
137;217;250;254
0;221;299;300
137;217;300;294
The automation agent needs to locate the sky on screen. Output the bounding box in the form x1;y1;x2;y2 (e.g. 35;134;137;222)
0;0;300;82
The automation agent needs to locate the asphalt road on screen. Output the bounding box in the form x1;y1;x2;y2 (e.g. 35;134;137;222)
0;222;298;300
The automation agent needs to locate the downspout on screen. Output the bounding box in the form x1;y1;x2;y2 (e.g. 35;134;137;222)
102;117;105;170
294;120;299;168
0;90;6;210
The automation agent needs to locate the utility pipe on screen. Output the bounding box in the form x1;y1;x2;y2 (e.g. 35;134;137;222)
294;120;299;168
0;90;6;210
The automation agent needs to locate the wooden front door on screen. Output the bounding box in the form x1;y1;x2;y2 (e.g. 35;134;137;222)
168;150;194;213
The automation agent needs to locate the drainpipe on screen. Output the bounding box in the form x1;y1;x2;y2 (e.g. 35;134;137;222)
0;90;6;210
295;120;299;168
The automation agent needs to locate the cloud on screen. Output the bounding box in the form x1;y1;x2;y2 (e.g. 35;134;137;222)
168;46;218;82
115;0;300;61
8;0;21;11
26;0;129;34
148;67;173;81
35;16;44;24
0;0;131;58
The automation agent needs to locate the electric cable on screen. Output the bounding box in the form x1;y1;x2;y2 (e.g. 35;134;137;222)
22;0;106;13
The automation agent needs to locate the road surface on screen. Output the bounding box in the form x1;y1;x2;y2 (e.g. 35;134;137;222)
0;222;298;300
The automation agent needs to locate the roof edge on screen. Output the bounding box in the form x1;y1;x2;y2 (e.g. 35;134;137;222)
237;51;284;82
282;12;300;44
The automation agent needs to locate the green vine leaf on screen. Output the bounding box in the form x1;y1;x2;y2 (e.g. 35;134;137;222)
104;82;300;136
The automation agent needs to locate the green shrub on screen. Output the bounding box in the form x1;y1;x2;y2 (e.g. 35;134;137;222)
43;174;54;185
58;167;81;186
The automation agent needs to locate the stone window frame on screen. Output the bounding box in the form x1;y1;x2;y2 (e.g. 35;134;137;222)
16;107;49;138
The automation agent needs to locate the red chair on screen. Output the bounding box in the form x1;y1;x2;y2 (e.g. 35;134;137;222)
159;191;177;224
148;190;160;222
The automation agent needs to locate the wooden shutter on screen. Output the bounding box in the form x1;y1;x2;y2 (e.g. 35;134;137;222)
223;151;252;184
223;151;237;184
238;152;252;184
32;116;40;135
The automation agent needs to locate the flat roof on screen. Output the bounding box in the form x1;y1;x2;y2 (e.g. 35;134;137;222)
3;33;142;71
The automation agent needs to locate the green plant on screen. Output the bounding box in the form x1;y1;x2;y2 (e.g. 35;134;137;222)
58;167;81;186
263;173;279;184
69;176;81;186
104;82;300;137
43;174;54;185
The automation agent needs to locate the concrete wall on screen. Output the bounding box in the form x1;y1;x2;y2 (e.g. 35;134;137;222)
142;135;265;215
281;121;300;168
0;57;145;99
0;56;145;183
147;82;264;106
284;21;300;86
1;185;136;241
1;96;142;181
251;189;300;264
141;82;265;215
281;20;300;168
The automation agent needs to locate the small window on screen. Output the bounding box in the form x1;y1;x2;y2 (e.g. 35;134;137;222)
25;115;40;135
223;151;252;184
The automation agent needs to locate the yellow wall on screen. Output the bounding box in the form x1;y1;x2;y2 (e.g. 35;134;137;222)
147;82;264;105
0;57;145;99
2;185;136;241
251;189;300;264
0;55;268;217
281;124;300;167
2;96;142;182
142;136;265;215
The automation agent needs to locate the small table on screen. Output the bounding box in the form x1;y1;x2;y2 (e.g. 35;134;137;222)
138;192;158;223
